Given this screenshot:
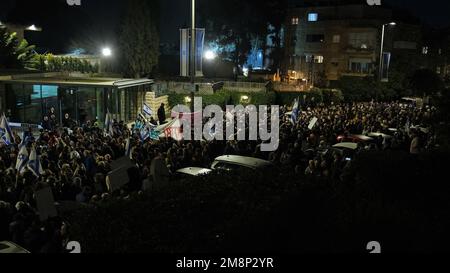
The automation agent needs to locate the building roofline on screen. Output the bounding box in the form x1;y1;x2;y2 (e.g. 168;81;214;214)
0;72;154;89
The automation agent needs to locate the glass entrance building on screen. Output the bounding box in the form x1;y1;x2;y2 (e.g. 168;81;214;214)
0;72;153;126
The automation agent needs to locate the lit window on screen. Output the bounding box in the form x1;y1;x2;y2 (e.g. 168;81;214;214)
332;35;340;43
422;46;429;55
314;56;324;63
308;13;318;22
291;17;299;25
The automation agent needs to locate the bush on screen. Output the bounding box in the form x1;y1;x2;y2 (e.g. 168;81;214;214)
168;90;277;109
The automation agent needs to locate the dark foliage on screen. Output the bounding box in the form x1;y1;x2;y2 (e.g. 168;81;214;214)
66;150;450;253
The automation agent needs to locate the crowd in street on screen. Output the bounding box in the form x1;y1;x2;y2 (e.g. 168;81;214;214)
0;99;437;252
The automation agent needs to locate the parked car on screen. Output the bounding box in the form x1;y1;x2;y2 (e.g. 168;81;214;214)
368;132;393;139
211;155;275;173
332;142;359;159
337;134;374;143
0;241;30;254
176;167;213;177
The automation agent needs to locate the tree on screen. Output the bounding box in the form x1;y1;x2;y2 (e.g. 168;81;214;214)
118;0;160;78
409;69;444;97
199;0;288;74
0;27;35;69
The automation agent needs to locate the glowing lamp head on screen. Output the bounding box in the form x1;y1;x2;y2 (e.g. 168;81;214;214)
102;47;112;57
204;50;216;60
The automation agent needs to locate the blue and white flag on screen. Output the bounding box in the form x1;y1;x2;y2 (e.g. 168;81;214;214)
290;98;300;125
15;146;29;174
143;103;153;117
104;112;114;136
139;127;150;142
27;146;45;177
0;114;15;145
125;138;132;158
19;131;32;149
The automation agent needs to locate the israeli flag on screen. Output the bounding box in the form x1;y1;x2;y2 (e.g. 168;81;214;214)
0;114;15;145
291;98;300;125
125;138;132;158
15;146;29;174
104;112;114;136
143;103;153;117
140;127;150;142
19;131;31;149
27;146;45;177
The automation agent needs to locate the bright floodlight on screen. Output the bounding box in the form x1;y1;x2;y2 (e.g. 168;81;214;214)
389;22;397;26
26;24;42;31
102;47;112;57
204;50;216;60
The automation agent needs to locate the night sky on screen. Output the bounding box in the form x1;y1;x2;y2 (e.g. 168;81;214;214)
0;0;449;53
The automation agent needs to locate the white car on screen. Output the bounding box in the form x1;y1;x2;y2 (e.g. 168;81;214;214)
332;142;358;150
211;155;274;172
0;241;30;254
176;167;213;177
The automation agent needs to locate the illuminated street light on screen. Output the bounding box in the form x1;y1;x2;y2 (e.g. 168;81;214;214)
379;22;396;83
240;95;250;104
204;50;216;60
102;47;112;57
26;24;42;31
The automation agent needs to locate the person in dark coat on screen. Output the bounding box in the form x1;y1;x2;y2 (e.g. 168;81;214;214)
42;116;52;131
157;104;166;125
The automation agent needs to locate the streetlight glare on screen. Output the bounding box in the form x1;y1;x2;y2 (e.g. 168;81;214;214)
389;22;397;26
204;50;216;60
102;47;112;57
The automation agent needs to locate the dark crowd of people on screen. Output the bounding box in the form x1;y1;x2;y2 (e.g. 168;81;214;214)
0;99;437;252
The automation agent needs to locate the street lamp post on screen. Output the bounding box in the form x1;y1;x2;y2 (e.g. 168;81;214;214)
190;0;196;114
378;22;396;82
99;47;112;74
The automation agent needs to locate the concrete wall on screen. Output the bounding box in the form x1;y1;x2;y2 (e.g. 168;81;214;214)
144;92;170;120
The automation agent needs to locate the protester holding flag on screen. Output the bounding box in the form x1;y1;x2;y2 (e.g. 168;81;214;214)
104;112;115;136
0;114;15;145
27;145;45;177
290;98;300;125
15;145;29;174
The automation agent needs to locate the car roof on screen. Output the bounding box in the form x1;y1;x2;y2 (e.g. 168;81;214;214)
333;142;358;150
0;241;30;254
213;155;273;169
352;134;374;141
368;132;393;139
176;167;212;176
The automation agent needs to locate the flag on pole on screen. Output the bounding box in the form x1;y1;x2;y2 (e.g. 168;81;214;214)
290;98;300;125
139;126;150;142
125;138;132;158
15;146;29;174
143;103;153;117
0;114;15;145
19;131;26;148
104;112;114;136
27;146;45;177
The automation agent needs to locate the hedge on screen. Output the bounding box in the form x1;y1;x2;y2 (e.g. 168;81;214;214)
168;88;343;109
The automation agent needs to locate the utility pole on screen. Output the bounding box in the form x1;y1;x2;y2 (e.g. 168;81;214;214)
190;0;196;114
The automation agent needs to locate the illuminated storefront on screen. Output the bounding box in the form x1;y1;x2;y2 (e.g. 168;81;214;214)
0;73;153;125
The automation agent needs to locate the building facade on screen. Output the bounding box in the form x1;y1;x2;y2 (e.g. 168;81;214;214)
0;72;154;126
283;2;421;86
